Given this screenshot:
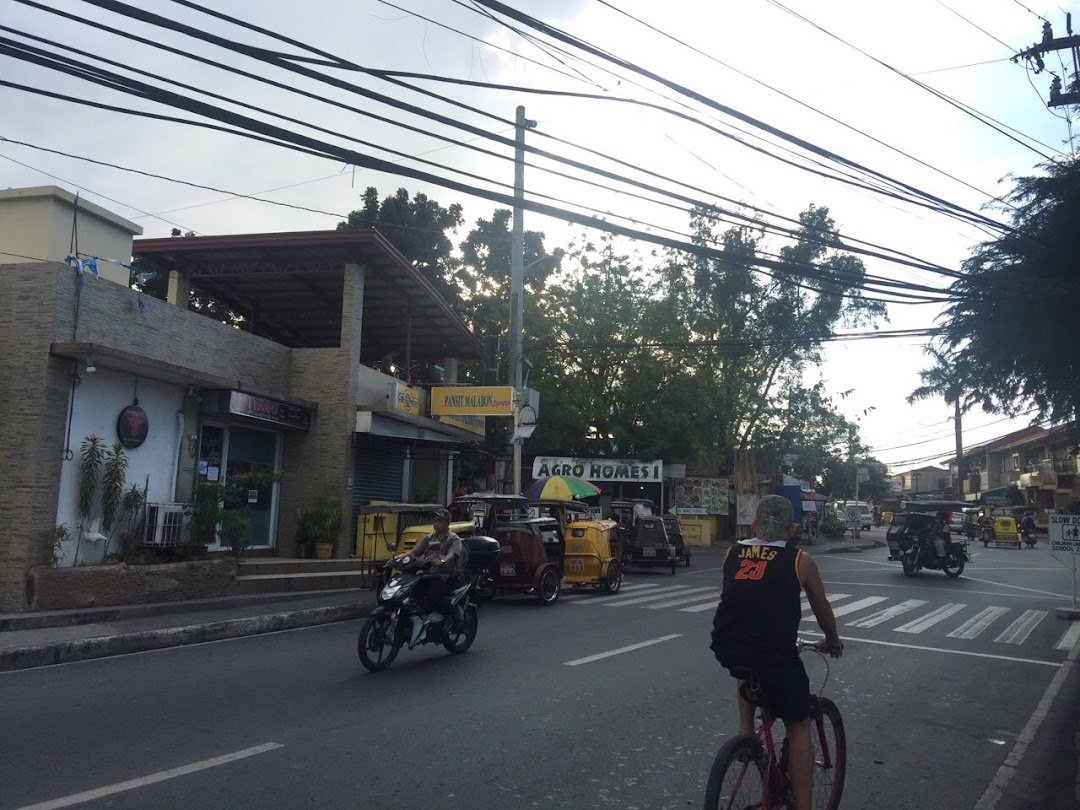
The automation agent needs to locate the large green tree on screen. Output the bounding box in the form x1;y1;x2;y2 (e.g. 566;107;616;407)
338;186;464;302
932;155;1080;426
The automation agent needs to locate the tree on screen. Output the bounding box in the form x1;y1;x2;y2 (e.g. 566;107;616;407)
338;187;464;302
935;155;1080;426
908;346;977;497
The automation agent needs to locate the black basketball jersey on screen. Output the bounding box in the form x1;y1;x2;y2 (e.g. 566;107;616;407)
710;540;804;668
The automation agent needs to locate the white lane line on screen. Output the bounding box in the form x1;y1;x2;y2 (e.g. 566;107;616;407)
948;606;1009;639
680;601;723;613
801;594;852;611
958;576;1069;599
802;596;887;622
614;583;662;592
644;589;723;609
562;581;661;602
799;630;1062;668
995;610;1048;645
847;599;928;628
894;603;968;634
603;586;707;607
563;634;682;667
1055;622;1080;651
974;628;1080;809
14;742;284;810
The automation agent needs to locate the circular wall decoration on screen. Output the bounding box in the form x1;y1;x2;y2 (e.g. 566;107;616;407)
117;404;149;449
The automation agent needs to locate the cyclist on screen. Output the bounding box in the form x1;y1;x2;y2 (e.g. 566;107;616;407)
710;495;844;810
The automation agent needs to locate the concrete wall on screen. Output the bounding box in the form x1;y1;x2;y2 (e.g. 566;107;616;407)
0;187;142;286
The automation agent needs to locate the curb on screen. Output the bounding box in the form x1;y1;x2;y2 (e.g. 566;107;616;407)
0;602;375;673
0;589;370;632
819;539;887;554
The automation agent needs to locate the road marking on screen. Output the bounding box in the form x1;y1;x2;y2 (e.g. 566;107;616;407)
560;581;662;601
800;630;1062;667
947;606;1010;639
894;603;967;634
603;586;712;607
680;601;723;613
958;575;1069;599
823;579;1065;601
847;599;928;628
14;742;284;810
974;626;1080;809
563;634;682;667
803;596;887;621
643;589;723;609
994;610;1047;645
615;583;661;592
801;594;852;611
1055;622;1080;650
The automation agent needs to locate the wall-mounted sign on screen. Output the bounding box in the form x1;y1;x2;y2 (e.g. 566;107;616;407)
439;414;486;435
116;404;149;449
430;386;514;416
674;477;730;515
531;456;663;483
227;391;312;430
388;382;421;415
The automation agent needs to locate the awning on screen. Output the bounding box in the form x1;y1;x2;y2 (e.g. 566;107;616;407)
355;409;481;445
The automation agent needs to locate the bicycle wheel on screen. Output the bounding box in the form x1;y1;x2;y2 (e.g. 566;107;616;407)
810;697;847;810
703;735;765;810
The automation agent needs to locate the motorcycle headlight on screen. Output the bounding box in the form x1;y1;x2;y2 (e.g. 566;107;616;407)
381;581;402;600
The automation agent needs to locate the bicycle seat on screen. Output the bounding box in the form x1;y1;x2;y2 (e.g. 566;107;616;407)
728;666;767;706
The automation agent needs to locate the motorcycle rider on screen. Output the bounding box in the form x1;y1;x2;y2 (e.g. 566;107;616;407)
1021;511;1037;545
932;511;949;560
394;508;465;626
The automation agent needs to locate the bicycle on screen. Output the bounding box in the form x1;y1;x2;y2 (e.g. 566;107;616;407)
703;640;847;810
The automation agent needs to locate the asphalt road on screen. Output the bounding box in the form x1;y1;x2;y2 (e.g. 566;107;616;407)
2;531;1078;810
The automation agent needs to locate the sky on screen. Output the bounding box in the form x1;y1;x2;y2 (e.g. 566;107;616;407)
2;0;1077;474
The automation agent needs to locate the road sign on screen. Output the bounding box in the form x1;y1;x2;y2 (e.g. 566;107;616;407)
844;506;860;527
1050;514;1080;553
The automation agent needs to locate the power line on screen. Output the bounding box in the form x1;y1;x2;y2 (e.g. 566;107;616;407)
595;0;1011;211
2;13;979;287
911;57;1013;75
762;0;1061;159
933;0;1017;53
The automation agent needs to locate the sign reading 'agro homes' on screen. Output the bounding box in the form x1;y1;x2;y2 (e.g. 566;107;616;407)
531;457;663;483
430;386;514;416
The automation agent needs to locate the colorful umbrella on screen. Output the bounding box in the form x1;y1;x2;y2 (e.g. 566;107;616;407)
523;475;601;500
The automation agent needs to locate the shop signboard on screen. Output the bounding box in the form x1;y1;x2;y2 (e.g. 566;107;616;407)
673;477;730;515
226;391;312;430
530;456;663;482
430;386;514;416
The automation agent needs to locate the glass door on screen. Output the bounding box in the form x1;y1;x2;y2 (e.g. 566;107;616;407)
196;422;281;550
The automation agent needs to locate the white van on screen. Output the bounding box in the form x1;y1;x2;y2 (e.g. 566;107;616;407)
837;501;873;530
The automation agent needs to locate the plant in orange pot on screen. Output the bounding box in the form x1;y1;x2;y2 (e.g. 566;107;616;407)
297;497;343;560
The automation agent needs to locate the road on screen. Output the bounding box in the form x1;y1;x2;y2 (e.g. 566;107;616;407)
2;531;1078;809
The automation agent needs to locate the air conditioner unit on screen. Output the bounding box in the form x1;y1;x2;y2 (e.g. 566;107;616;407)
141;502;191;547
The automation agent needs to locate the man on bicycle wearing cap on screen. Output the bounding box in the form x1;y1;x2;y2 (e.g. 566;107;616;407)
395;508;464;625
710;495;844;810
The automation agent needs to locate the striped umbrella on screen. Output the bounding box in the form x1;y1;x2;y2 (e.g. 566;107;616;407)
523;475;601;500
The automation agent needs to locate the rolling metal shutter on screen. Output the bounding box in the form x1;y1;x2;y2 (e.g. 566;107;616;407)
353;435;406;513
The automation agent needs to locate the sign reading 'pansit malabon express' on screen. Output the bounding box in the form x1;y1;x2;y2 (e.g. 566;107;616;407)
430;386;514;417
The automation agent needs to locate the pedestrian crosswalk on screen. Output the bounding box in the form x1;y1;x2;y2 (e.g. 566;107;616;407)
560;581;1080;654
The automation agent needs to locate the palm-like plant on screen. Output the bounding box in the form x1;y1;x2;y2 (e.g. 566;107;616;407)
907;346;978;495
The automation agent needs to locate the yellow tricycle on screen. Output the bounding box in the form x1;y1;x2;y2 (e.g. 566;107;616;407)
562;518;623;594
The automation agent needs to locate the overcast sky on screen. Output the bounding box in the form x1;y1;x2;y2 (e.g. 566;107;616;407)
2;0;1076;473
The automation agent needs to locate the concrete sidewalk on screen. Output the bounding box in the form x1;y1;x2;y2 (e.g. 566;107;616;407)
0;589;378;673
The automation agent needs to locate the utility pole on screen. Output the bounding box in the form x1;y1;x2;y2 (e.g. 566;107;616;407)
953;398;964;500
1014;13;1080;113
510;105;536;496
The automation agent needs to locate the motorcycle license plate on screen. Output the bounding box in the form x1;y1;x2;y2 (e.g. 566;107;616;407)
499;563;516;576
642;548;656;557
887;542;899;552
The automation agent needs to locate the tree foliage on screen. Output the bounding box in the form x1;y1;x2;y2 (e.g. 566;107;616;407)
933;156;1080;425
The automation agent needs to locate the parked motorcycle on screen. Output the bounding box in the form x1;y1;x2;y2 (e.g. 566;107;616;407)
358;551;486;672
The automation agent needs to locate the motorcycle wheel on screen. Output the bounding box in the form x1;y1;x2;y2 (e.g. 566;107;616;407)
601;560;622;594
943;555;965;578
983;539;990;547
443;605;478;655
357;613;401;672
901;549;918;576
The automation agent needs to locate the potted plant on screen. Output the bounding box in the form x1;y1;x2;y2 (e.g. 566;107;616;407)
297;497;344;560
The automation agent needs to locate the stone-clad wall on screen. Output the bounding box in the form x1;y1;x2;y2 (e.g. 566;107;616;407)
0;262;302;611
26;560;236;611
0;264;68;611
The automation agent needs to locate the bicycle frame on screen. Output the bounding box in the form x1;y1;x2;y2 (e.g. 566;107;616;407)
746;694;832;808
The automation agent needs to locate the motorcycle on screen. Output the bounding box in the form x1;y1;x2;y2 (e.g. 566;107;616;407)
901;532;969;578
1021;526;1037;548
357;554;479;672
